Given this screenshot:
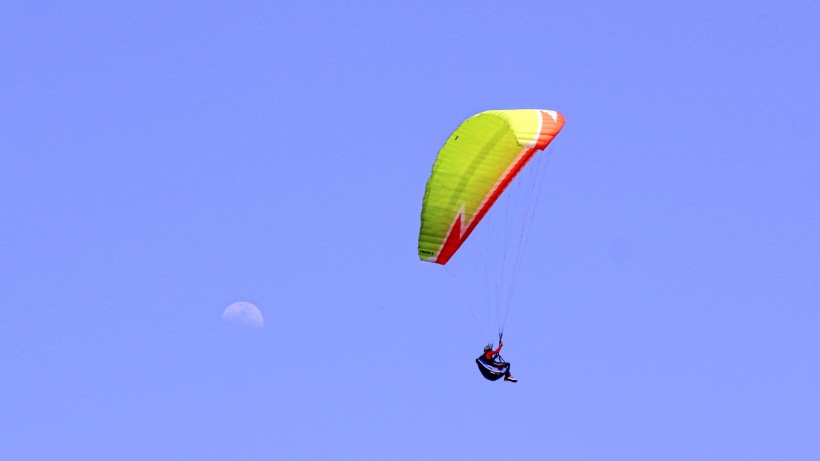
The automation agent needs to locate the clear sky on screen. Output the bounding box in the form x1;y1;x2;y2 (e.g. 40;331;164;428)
2;1;818;459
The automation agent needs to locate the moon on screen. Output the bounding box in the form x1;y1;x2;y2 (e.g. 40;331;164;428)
222;301;264;328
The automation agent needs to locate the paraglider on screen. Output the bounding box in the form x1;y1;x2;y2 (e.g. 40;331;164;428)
418;109;565;382
476;335;516;382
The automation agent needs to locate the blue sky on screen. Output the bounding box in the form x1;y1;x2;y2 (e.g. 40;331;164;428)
2;1;818;459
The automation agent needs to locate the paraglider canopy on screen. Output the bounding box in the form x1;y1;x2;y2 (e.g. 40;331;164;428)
418;109;565;265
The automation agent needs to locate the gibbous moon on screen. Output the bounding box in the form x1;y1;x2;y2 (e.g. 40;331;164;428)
222;301;264;328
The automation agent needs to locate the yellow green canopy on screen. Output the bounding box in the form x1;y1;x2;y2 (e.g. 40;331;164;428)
418;109;565;264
